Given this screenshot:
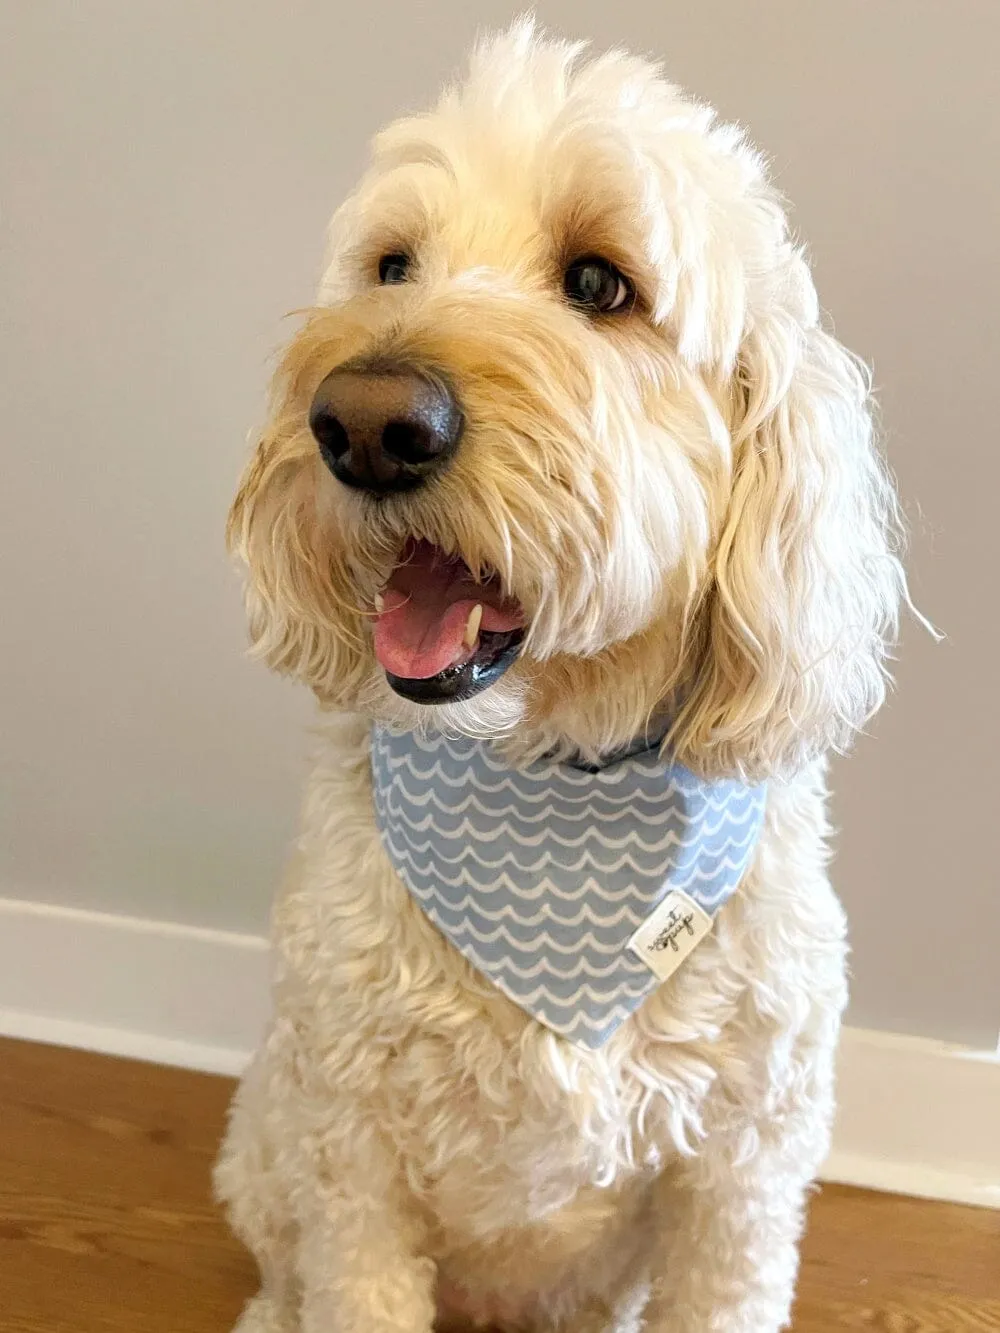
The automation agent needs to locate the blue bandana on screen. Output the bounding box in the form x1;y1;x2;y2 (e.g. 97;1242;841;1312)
371;725;765;1049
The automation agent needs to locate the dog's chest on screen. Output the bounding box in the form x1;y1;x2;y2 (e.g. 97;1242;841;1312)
378;1029;668;1238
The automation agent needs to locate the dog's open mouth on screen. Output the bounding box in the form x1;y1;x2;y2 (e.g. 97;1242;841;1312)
373;539;526;704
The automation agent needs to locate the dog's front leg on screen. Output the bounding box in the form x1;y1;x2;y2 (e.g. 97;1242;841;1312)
644;1048;835;1333
295;1156;437;1333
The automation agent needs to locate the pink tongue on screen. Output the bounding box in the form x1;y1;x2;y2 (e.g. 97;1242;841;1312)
375;593;479;679
373;543;523;680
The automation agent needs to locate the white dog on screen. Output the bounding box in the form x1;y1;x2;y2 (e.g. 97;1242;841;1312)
215;20;906;1333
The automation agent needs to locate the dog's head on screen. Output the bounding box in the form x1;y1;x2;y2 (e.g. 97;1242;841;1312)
229;20;905;779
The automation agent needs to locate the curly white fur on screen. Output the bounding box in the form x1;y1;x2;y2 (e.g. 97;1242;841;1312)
215;19;906;1333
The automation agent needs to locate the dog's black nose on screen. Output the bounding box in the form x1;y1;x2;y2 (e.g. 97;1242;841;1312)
309;362;463;494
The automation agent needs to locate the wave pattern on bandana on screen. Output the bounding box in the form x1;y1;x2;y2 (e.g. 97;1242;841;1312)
371;726;766;1049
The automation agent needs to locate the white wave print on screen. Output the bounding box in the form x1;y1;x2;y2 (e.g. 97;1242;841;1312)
446;917;632;957
477;948;650;981
378;753;695;807
434;738;659;790
453;928;645;985
371;726;765;1048
383;842;671;906
378;770;759;829
380;831;693;882
384;810;700;854
671;846;764;890
530;1001;641;1039
375;777;686;824
497;975;652;1007
456;944;652;999
378;743;755;819
418;891;647;930
379;727;691;787
383;809;761;874
392;853;762;920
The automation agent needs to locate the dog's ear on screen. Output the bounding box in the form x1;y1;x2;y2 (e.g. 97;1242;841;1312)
670;254;907;780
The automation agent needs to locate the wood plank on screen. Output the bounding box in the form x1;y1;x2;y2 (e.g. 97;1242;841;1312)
0;1037;254;1332
1;1037;997;1331
796;1185;1000;1330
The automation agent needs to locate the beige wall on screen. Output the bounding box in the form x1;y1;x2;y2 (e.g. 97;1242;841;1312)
2;1;997;1046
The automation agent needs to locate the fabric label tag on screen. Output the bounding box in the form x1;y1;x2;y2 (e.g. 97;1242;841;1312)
627;889;714;982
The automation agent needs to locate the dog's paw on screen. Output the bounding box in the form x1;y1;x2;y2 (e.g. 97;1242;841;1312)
233;1293;296;1333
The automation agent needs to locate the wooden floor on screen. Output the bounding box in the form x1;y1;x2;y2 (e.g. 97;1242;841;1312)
1;1038;997;1332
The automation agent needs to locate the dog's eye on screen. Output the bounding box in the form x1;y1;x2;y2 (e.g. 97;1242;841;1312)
378;253;411;285
563;257;633;313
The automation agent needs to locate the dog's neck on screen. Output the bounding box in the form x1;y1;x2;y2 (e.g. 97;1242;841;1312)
559;722;673;773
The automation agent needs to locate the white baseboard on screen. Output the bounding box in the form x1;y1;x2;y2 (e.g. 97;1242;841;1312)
0;896;997;1208
826;1025;1000;1209
0;897;270;1076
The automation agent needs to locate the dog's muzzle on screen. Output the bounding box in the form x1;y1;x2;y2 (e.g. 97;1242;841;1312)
309;360;463;495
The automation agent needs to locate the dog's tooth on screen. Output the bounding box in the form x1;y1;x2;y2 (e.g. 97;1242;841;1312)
464;604;483;650
374;593;385;614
